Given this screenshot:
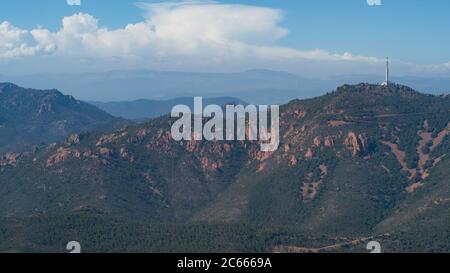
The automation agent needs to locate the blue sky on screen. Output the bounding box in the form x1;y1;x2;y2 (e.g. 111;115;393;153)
1;0;450;76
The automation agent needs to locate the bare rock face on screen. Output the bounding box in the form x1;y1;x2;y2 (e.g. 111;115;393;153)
96;132;127;147
344;132;369;156
120;147;128;158
253;151;271;162
0;153;22;167
324;136;335;147
223;143;232;153
357;134;369;155
37;102;53;115
201;157;222;173
46;148;80;167
146;130;173;154
289;155;298;166
98;147;113;157
305;148;314;159
313;137;321;147
83;149;94;158
136;128;150;138
66;134;81;146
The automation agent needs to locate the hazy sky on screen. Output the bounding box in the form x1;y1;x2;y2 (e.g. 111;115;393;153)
1;0;450;76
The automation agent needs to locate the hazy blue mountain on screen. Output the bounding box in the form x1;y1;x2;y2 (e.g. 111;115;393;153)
0;69;333;104
90;97;247;120
1;70;448;105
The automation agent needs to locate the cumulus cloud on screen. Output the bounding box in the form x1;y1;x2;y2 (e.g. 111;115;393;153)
0;2;381;62
5;1;433;76
141;2;288;46
67;0;81;6
367;0;382;6
0;22;56;59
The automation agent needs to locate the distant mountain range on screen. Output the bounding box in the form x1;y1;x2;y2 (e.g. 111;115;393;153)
0;83;126;154
1;69;448;105
90;97;247;120
1;83;449;252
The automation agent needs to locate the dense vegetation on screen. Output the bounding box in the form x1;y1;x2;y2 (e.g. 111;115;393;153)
1;83;449;252
0;83;126;153
1;211;448;253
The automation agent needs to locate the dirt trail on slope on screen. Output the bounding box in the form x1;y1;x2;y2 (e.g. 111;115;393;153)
380;141;416;179
272;236;376;253
381;121;450;193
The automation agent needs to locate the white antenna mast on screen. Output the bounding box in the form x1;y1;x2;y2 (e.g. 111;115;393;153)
382;56;390;86
386;57;389;84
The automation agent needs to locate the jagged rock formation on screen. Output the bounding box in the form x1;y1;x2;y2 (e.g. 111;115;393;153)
344;132;369;156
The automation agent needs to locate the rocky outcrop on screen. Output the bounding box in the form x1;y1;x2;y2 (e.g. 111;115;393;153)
253;151;271;162
46;148;81;167
118;147;134;162
201;157;222;172
98;147;112;157
66;134;80;146
290;155;298;166
120;147;128;158
0;153;22;167
293;110;307;119
96;132;127;146
324;136;335;147
37;102;53;115
313;137;321;147
146;130;173;153
344;132;369;156
83;149;94;158
305;148;314;159
137;128;150;138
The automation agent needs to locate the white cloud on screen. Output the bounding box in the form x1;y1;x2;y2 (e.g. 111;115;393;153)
0;22;56;59
412;61;450;74
3;1;447;77
367;0;382;6
0;2;382;65
67;0;81;6
141;2;288;46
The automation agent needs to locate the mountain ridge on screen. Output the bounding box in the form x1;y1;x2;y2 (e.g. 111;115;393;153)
90;96;247;120
0;83;449;252
0;82;128;154
2;70;449;105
